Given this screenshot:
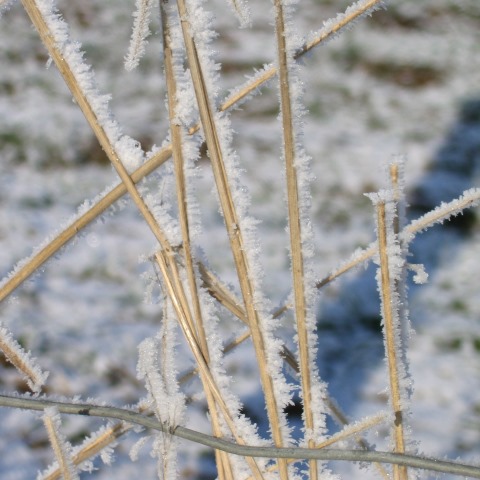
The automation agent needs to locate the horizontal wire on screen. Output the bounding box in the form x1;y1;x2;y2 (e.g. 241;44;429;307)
1;394;479;479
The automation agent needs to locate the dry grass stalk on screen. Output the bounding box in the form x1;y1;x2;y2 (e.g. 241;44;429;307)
198;262;248;323
273;0;318;478
154;250;266;480
160;7;234;479
174;0;290;477
43;408;78;480
376;200;407;480
44;423;128;480
1;0;396;305
0;144;172;303
0;325;47;393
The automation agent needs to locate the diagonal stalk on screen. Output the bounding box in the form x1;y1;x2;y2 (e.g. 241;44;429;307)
155;251;266;480
3;0;386;303
174;0;290;477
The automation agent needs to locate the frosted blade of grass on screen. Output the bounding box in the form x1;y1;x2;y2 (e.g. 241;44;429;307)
137;310;185;480
173;1;293;478
41;407;80;480
0;323;48;393
369;193;408;480
124;0;155;71
154;251;266;480
303;0;384;54
42;404;154;480
159;6;235;477
387;158;416;391
273;2;330;478
0;1;385;304
0;145;172;303
317;187;480;289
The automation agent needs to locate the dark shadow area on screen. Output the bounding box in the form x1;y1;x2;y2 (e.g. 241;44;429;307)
314;97;480;425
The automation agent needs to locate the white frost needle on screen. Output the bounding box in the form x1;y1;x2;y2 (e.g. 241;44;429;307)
42;407;80;480
0;324;48;393
125;0;156;71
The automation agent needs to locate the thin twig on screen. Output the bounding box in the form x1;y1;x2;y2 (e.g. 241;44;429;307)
316;187;480;289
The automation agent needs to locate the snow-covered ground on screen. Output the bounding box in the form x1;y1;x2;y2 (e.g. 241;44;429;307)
0;0;479;478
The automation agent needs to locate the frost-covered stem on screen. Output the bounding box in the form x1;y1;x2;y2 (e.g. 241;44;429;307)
174;1;289;478
273;0;317;478
315;412;387;449
160;6;234;480
198;262;247;323
160;0;209;381
20;0;181;264
0;325;48;393
42;420;132;480
300;0;383;58
154;251;266;480
124;0;155;71
43;408;79;480
376;201;407;480
0;145;172;303
317;186;480;289
1;1;384;303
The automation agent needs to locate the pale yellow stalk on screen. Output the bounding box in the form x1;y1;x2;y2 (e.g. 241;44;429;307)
43;409;78;480
160;5;234;477
376;201;407;480
273;0;317;477
3;0;386;304
174;0;290;477
155;250;266;480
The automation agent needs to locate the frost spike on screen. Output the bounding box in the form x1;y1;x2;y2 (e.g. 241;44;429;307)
0;324;48;393
42;407;80;480
375;199;407;480
173;0;290;478
124;0;155;71
159;5;235;479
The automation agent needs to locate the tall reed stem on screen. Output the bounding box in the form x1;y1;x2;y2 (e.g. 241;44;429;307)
174;0;290;478
376;201;407;480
